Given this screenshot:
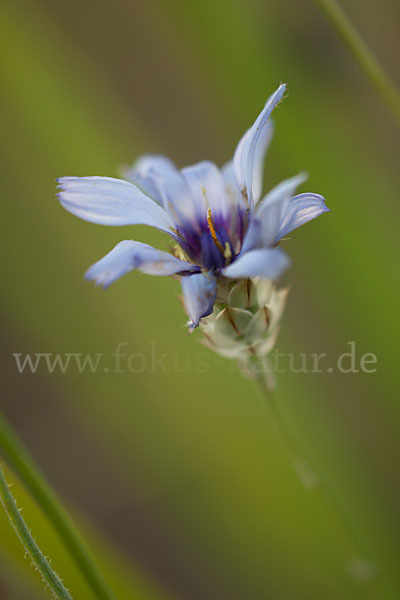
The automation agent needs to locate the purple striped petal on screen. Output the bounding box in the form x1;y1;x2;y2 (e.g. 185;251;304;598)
252;119;274;204
181;272;217;329
276;193;330;241
241;173;307;252
85;240;199;288
222;248;290;280
233;84;286;208
57;176;174;233
181;161;227;222
123;154;188;211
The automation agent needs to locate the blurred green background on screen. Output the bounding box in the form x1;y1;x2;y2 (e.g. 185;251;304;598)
0;0;399;598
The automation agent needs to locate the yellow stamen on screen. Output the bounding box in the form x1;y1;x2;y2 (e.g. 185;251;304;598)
224;242;232;265
207;208;225;254
169;226;183;239
172;243;188;261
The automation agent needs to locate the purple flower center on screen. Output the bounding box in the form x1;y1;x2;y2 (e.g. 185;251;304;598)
176;207;246;272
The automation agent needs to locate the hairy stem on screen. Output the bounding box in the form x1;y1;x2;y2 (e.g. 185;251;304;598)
255;375;395;599
0;413;117;600
0;463;73;599
312;0;400;129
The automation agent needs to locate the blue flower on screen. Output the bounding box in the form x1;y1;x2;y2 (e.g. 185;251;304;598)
57;84;329;329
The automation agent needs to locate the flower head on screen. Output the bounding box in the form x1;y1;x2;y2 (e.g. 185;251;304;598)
57;83;329;330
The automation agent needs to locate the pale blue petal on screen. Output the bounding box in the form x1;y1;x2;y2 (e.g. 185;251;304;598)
85;240;198;288
233;84;286;208
241;173;307;251
57;176;174;233
181;161;228;221
276;193;330;240
232;130;248;195
181;272;217;328
122;154;188;210
221;161;246;210
256;173;307;244
233;119;274;208
222;248;290;280
239;216;262;255
252;119;274;204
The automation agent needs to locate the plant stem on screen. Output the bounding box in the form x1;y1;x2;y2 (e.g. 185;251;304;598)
0;463;74;600
312;0;400;130
255;375;395;600
0;413;117;600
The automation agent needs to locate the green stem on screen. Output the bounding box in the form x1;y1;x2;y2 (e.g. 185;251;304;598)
255;375;395;600
312;0;400;130
0;413;117;600
0;463;73;600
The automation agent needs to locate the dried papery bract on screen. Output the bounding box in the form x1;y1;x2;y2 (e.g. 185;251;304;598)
200;278;288;389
